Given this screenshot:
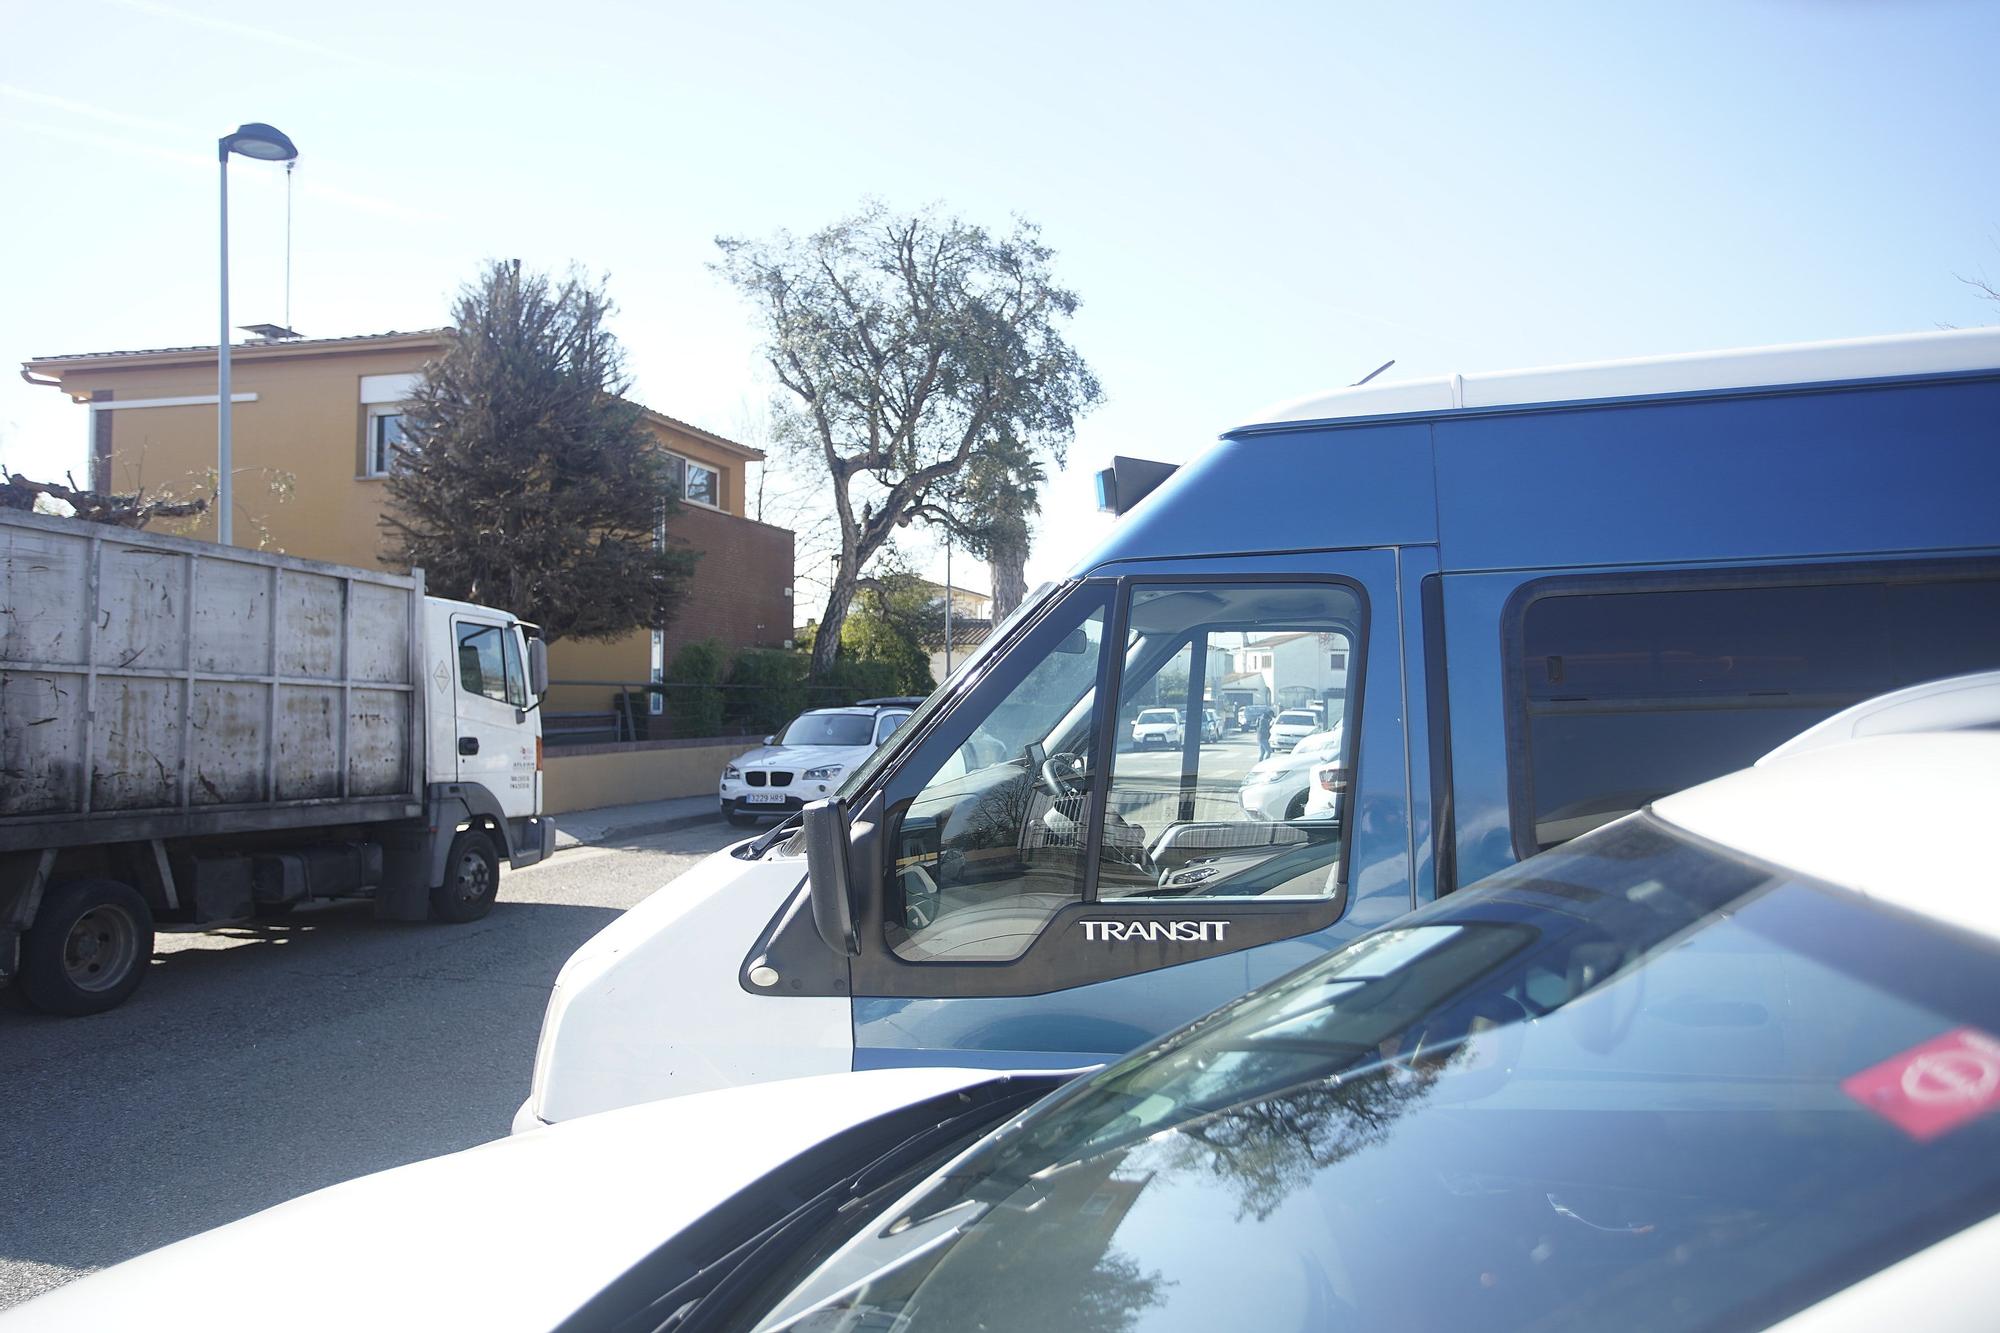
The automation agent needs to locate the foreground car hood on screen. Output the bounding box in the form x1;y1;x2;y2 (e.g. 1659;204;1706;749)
4;1068;1004;1333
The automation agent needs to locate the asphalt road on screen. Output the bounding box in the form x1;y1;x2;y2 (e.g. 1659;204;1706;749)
0;821;739;1312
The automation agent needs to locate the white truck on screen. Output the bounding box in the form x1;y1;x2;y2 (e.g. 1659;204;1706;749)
0;509;555;1015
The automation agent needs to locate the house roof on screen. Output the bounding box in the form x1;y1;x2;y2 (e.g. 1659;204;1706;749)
1219;670;1265;684
23;328;452;371
1244;632;1314;648
22;327;761;461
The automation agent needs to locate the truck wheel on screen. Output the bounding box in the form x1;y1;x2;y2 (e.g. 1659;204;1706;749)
18;878;155;1016
430;830;500;924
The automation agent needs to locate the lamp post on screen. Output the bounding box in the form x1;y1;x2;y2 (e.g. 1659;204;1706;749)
217;122;297;545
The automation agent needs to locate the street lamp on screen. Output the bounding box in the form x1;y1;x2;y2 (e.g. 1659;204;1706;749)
216;122;297;545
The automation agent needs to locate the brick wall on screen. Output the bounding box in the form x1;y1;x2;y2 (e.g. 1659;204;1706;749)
663;504;795;659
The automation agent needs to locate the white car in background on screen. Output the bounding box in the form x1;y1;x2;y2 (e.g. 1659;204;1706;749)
1239;724;1344;820
717;698;918;824
1269;707;1320;750
1130;707;1183;748
23;674;2000;1333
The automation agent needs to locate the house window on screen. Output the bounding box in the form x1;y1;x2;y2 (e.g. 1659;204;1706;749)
365;408;408;477
1330;652;1348;671
663;453;720;509
683;459;719;508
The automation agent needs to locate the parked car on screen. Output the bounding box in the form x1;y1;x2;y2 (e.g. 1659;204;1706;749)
1269;707;1320;750
717;698;918;825
29;676;2000;1333
1130;706;1183;748
1238;724;1345;820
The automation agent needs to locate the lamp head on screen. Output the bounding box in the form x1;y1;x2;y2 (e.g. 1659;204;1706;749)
219;122;297;163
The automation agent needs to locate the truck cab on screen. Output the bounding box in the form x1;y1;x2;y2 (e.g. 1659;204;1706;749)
518;327;2000;1129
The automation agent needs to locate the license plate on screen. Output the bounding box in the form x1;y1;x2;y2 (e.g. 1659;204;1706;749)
744;792;787;804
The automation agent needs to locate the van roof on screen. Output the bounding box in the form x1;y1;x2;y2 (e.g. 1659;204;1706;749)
1240;327;2000;431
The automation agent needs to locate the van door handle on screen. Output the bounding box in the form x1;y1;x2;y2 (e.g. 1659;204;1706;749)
459;737;479;756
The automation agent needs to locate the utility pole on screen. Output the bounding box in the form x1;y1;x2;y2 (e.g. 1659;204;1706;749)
943;532;954;677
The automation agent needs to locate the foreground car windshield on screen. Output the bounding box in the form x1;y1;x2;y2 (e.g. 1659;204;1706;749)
778;713;873;747
732;815;2000;1332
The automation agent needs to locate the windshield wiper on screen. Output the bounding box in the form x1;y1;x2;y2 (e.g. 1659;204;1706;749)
732;814;803;861
561;1078;1061;1333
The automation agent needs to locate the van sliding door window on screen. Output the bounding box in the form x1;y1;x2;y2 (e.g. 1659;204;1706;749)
1517;567;2000;852
887;588;1113;963
1096;582;1363;901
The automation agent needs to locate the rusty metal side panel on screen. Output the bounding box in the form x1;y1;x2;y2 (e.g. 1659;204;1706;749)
190;558;272;675
89;676;184;811
348;689;410;796
189;681;267;805
0;525;89;665
277;572;343;680
0;671;84;816
94;543;187;673
350;582;412;685
276;686;342;801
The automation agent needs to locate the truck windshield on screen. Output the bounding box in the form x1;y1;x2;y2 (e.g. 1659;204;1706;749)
779;713;874;747
733;815;2000;1333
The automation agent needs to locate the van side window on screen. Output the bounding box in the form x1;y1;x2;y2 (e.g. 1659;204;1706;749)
1097;582;1363;900
887;590;1113;963
1517;570;2000;851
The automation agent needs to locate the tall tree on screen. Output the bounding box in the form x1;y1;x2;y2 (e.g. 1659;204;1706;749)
922;432;1044;618
717;203;1099;678
383;260;698;642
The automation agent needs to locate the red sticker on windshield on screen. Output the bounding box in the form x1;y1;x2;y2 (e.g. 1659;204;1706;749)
1842;1027;2000;1142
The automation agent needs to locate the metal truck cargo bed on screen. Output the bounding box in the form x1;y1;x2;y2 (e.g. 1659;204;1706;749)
0;510;425;852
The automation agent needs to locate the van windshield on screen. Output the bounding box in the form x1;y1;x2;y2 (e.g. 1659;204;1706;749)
835;582;1063;801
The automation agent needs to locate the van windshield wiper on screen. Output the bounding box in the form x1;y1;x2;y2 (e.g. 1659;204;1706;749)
732;814;802;861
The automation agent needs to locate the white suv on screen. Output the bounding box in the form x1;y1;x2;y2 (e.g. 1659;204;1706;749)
1130;707;1184;748
718;697;919;824
1269;708;1320;750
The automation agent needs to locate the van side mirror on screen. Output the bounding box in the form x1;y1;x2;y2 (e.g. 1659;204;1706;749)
802;799;859;956
1055;628;1089;655
526;638;549;697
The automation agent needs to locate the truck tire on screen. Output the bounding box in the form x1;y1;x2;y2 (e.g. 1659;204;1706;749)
18;878;155;1016
430;830;500;924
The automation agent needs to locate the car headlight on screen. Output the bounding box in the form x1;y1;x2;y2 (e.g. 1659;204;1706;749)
803;764;843;782
723;764;742;780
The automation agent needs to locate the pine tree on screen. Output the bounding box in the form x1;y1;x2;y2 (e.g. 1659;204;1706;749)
383;260;697;642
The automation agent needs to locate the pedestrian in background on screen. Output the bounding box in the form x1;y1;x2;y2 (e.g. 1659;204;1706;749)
1257;709;1272;760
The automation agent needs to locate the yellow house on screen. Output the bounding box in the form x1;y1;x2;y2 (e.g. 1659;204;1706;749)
21;328;795;723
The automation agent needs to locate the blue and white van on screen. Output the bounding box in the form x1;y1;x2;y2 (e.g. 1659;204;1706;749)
517;327;2000;1130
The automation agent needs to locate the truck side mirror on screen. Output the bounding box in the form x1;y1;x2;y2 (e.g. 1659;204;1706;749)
527;638;549;697
802;799;859;956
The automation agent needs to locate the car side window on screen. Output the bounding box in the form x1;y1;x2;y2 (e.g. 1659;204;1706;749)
876;712;909;746
885;588;1113;963
1096;583;1363;900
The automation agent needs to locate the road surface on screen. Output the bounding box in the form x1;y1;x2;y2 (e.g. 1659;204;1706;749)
0;821;738;1311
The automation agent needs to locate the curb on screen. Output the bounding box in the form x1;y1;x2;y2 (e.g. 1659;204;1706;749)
552;809;724;852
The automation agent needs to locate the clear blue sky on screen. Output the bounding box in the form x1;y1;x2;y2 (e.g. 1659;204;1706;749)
4;0;1997;594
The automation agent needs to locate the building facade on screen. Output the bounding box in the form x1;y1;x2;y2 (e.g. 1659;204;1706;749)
21;329;794;720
